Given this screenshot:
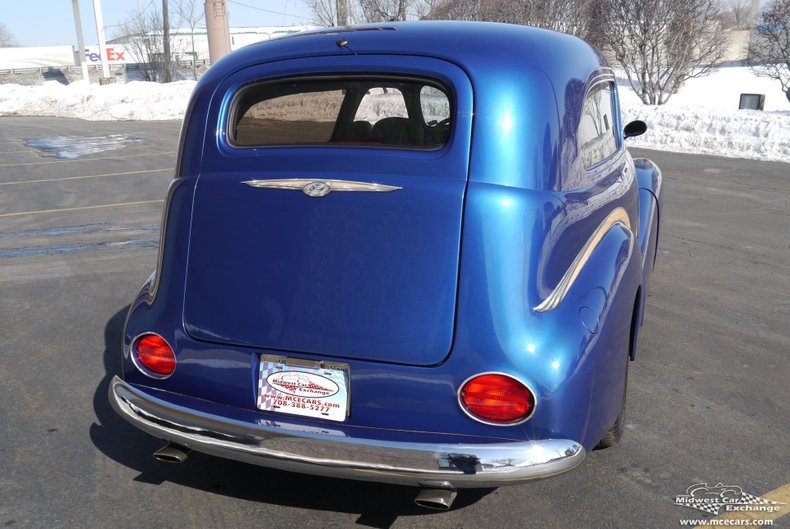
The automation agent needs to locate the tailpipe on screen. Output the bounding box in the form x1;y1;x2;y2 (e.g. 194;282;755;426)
414;487;458;510
153;442;191;463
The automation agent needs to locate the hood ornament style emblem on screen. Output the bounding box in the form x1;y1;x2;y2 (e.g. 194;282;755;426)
242;178;402;197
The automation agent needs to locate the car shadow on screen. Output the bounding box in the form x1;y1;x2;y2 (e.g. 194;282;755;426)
90;307;493;528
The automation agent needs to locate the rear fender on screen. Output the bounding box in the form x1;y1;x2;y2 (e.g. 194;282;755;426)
634;158;662;328
509;222;640;450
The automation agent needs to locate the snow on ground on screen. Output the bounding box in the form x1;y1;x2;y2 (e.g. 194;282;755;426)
617;66;790;163
0;66;788;163
0;80;196;121
620;91;790;164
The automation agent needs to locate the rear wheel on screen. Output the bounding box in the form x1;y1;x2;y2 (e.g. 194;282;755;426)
594;359;627;449
595;294;639;450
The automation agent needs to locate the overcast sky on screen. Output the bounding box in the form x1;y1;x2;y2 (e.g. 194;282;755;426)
3;0;314;47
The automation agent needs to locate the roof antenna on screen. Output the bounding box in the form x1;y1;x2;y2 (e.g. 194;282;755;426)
336;38;356;55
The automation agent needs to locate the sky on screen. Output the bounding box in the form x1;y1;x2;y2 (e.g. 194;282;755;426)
2;0;315;47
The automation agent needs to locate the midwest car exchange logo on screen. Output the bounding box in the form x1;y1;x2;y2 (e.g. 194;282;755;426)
674;483;784;515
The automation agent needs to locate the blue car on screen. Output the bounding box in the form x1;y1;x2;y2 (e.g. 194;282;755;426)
110;21;662;510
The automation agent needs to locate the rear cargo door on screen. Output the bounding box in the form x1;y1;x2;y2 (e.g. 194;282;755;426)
183;55;473;366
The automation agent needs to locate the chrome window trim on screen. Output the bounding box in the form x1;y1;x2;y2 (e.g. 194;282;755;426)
456;371;538;427
580;73;619;171
534;207;632;313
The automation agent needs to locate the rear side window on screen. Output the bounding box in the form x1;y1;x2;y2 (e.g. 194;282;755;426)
579;82;618;168
231;77;452;149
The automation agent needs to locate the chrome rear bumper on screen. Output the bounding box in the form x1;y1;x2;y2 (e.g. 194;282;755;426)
109;376;585;488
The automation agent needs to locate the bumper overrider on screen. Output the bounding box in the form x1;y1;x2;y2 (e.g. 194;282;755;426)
109;376;585;488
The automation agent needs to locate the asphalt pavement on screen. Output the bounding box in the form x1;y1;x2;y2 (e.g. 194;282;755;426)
0;116;787;528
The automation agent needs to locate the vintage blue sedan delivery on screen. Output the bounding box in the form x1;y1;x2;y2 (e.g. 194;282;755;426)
110;21;662;509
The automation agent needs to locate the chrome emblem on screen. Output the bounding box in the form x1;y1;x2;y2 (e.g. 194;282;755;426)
242;178;402;196
302;181;332;197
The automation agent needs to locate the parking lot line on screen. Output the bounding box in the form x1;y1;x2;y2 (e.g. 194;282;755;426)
0;149;37;155
695;482;790;527
0;199;164;218
0;167;173;187
0;151;176;168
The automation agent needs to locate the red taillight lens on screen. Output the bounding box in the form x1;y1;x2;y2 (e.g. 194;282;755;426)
135;334;176;377
459;374;535;424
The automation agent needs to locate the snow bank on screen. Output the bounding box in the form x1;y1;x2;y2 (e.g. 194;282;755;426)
0;80;196;121
620;96;790;163
616;66;790;163
1;70;788;163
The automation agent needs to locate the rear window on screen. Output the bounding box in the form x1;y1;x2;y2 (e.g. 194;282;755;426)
231;77;452;149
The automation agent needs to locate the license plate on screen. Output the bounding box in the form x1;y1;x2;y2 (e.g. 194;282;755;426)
256;355;349;422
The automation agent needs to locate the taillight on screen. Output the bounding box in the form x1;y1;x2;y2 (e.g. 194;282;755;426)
134;334;176;377
459;373;535;425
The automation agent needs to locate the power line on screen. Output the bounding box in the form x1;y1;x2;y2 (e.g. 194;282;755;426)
103;0;157;29
227;0;313;22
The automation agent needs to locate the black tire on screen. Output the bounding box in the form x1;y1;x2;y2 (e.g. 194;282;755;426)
594;358;627;449
595;295;639;450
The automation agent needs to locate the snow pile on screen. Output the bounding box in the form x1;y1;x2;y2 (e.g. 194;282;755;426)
0;80;196;121
616;66;790;163
620;96;790;163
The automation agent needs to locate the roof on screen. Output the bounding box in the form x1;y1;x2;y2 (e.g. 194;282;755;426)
201;21;605;94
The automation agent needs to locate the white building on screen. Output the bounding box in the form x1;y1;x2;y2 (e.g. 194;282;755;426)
0;26;317;70
106;25;317;65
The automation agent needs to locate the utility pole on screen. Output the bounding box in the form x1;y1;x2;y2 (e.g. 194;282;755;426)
92;0;111;81
336;0;348;25
204;0;231;64
163;0;172;82
71;0;90;83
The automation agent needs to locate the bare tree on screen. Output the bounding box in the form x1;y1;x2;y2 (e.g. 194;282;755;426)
306;0;346;25
728;0;754;29
426;0;481;21
112;3;186;82
358;0;411;21
748;0;790;102
113;5;167;82
0;23;18;47
600;0;727;105
428;0;596;39
307;0;434;24
175;0;205;79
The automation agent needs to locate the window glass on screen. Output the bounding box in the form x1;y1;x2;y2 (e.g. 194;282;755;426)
354;87;408;124
233;78;451;149
579;83;618;168
236;89;344;145
420;85;451;125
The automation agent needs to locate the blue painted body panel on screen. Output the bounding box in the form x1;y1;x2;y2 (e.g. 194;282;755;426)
184;56;473;365
120;22;662;456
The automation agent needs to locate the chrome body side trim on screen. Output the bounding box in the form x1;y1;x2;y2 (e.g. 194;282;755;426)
534;207;631;313
242;178;402;195
109;376;585;488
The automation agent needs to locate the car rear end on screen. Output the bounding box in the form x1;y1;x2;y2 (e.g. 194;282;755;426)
110;24;632;497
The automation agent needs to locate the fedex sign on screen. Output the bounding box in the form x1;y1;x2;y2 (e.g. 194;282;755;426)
83;45;133;64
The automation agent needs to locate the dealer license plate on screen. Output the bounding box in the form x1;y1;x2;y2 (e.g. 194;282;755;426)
256;355;349;422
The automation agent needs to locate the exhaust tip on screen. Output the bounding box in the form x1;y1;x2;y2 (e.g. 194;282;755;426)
153;443;191;463
414;488;458;510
